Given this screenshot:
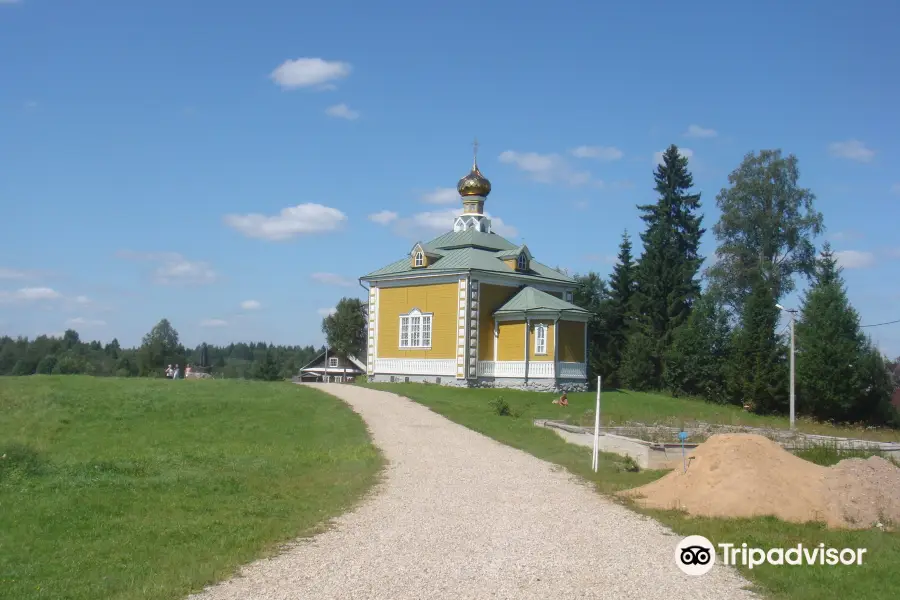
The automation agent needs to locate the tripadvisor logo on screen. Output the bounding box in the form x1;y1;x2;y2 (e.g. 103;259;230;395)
675;535;716;576
675;536;868;575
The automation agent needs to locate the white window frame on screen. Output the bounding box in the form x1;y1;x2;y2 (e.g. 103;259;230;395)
534;323;548;355
399;308;433;349
414;251;424;267
517;253;528;271
328;357;339;367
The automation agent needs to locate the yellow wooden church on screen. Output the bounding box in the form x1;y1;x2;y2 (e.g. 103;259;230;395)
359;152;589;391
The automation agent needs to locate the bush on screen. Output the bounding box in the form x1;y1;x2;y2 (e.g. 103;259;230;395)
36;354;58;375
489;396;513;417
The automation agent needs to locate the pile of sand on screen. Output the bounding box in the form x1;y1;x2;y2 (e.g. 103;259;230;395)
618;433;900;529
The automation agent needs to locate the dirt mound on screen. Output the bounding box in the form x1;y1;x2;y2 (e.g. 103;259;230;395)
825;456;900;528
619;433;900;529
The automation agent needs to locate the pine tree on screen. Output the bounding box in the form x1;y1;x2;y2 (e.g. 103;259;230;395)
727;276;787;412
665;293;732;403
796;243;894;423
605;230;636;387
625;145;705;388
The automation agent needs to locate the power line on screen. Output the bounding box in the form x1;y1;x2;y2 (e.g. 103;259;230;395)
860;318;900;328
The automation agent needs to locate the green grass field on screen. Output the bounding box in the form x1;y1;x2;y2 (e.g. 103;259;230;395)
0;376;383;600
562;387;899;442
363;382;900;600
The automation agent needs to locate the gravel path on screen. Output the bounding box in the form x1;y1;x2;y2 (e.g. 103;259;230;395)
188;384;757;600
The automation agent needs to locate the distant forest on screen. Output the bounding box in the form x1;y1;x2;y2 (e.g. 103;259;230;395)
0;318;322;381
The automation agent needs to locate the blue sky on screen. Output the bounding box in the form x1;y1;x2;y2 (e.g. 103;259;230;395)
1;0;898;355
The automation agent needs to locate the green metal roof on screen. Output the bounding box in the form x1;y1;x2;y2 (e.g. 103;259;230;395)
423;229;517;252
362;246;573;283
362;228;575;284
494;286;588;316
495;244;529;260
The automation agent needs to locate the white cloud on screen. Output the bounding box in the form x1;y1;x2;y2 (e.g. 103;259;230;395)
0;286;61;302
117;250;217;285
498;150;591;186
834;250;876;269
485;214;519;238
828;140;875;163
240;300;261;310
420;187;459;205
393;209;456;237
684;124;718;138
574;200;590;210
65;317;106;327
570;146;623;161
325;103;360;120
311;272;354;287
73;295;91;304
317;307;337;318
270;58;351;90
200;319;228;328
654;147;694;166
224;203;347;241
368;210;399;225
0;268;30;279
890;183;900;195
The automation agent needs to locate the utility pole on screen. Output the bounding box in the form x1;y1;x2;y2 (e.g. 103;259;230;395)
776;304;797;430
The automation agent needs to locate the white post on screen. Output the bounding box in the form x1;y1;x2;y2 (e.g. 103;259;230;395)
789;314;795;431
592;375;601;472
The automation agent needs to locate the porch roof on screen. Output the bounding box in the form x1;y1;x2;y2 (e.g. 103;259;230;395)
493;286;589;318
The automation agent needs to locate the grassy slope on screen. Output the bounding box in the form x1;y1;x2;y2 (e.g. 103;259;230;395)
563;388;899;442
363;383;899;600
0;376;383;600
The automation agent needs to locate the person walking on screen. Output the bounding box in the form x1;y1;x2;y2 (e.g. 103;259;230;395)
173;364;181;380
165;364;173;378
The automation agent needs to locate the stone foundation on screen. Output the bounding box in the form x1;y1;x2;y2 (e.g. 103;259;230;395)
368;374;587;393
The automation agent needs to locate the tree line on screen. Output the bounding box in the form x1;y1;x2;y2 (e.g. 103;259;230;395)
574;145;899;427
0;318;323;381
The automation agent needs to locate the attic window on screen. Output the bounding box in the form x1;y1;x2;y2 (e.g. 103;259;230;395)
328;357;339;367
414;251;424;267
517;253;528;271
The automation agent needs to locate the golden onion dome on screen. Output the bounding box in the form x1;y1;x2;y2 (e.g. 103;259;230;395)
457;160;492;197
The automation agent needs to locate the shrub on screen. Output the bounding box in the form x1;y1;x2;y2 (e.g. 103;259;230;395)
489;396;513;417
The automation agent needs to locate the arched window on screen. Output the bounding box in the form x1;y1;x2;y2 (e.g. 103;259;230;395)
534;323;547;355
414;251;424;267
399;308;433;349
517;253;528;271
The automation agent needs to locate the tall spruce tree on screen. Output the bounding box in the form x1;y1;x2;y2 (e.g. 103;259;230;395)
605;230;636;387
624;145;705;389
727;275;787;412
796;243;894;423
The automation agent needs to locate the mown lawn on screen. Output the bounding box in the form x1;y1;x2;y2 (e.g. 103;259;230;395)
0;376;383;600
363;382;900;600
